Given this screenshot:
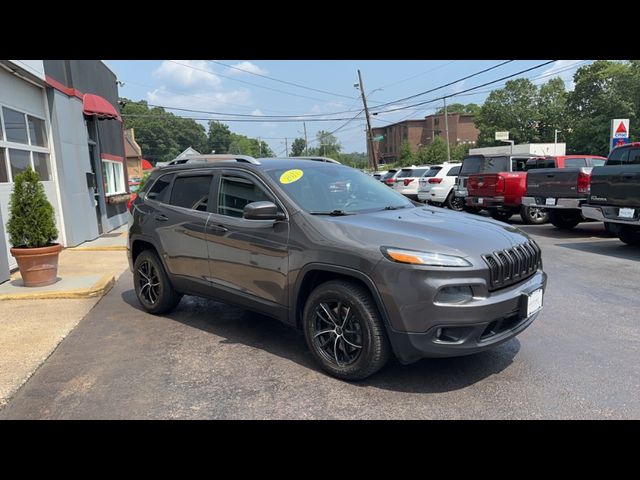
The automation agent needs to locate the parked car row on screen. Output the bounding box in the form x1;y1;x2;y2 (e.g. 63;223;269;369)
372;164;465;211
443;144;638;246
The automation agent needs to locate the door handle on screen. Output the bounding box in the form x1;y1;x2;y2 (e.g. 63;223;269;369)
155;214;169;222
210;224;229;234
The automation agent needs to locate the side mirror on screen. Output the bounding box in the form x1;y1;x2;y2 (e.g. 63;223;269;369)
243;201;285;220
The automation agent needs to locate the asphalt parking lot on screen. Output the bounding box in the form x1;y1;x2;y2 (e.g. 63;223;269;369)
1;217;639;419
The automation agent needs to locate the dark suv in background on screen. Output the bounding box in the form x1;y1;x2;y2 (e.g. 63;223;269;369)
128;156;547;380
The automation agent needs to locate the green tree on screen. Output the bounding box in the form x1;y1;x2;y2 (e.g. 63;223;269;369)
398;139;415;166
207;121;232;154
423;136;449;164
314;130;341;157
566;60;637;155
337;152;369;169
121;99;208;162
7;168;58;248
290;138;306;156
475;78;540;147
436;103;481;115
450;143;470;161
537;77;569;143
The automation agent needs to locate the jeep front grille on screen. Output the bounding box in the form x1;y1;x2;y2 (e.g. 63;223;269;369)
482;242;541;291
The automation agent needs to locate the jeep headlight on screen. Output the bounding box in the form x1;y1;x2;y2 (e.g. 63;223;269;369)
381;247;471;267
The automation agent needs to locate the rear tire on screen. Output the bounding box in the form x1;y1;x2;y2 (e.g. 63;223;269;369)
618;226;640;246
445;190;464;211
490;210;513;222
303;280;390;381
133;249;182;314
520;205;549;225
464;205;481;214
549;210;581;230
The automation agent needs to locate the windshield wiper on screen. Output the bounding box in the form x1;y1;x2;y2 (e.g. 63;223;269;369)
382;205;410;210
309;210;353;216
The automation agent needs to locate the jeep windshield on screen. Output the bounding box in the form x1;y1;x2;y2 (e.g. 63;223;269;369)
266;164;414;214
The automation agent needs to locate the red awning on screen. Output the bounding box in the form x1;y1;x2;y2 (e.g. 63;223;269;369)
141;159;153;170
82;94;122;121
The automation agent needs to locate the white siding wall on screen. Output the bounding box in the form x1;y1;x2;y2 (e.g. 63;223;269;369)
0;68;60;270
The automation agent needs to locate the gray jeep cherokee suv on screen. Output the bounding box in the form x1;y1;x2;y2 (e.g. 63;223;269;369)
128;156;547;380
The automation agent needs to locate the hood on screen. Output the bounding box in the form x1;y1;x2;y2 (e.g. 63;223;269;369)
319;206;530;259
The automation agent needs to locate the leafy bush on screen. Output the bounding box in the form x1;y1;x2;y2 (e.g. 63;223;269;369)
7;168;58;248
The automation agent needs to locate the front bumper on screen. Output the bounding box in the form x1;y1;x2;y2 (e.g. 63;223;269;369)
372;260;547;364
522;196;583;209
582;204;640;225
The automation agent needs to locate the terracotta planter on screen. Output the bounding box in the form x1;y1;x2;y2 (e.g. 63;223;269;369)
10;243;63;287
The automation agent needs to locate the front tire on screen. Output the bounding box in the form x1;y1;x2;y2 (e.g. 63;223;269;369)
133;249;182;314
303;280;390;381
549;210;581;230
520;205;549;225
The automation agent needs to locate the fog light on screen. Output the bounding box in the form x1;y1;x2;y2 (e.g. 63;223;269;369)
435;285;473;304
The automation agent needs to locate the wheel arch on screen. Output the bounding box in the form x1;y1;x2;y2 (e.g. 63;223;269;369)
292;264;392;331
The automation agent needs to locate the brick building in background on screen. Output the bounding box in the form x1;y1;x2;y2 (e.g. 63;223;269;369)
372;112;479;164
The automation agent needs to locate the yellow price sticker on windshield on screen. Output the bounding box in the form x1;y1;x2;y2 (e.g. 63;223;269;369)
280;169;304;184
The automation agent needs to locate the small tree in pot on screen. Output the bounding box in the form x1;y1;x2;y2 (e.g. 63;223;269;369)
7;168;61;287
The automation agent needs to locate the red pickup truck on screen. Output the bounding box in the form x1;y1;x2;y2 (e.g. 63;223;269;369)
466;155;607;224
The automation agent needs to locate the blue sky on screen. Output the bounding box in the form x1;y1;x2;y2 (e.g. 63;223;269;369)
104;60;587;155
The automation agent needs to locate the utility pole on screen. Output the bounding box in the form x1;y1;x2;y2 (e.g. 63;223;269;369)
357;69;378;171
258;136;262;157
443;98;451;162
285;137;289;157
303;122;308;155
554;129;559;155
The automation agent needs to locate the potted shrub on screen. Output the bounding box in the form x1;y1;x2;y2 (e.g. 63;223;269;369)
7;168;61;287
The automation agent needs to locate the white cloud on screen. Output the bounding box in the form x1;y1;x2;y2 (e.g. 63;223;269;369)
146;87;252;114
227;61;267;76
153;60;222;90
251;109;265;116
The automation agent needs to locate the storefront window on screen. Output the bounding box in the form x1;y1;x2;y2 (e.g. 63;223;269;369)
33;152;51;181
0;148;8;183
2;107;28;144
102;160;126;195
8;149;31;179
0;104;51;183
28;115;47;147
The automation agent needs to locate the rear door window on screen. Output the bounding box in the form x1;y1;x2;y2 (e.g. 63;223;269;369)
169;175;212;212
626;148;640;164
446;166;461;176
608;147;630;165
422;167;442;177
563;158;587;168
511;158;529;171
396;169;415;179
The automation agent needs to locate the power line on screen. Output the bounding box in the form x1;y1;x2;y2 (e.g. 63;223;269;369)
121;114;363;122
144;102;364;119
370;60;515;111
372;60;556;115
376;60;457;89
208;60;357;100
168;60;340;104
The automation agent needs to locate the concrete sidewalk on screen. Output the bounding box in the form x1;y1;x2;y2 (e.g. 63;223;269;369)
0;227;130;407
